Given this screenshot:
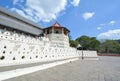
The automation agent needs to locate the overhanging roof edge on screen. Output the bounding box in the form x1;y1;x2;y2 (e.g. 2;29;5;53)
0;7;44;30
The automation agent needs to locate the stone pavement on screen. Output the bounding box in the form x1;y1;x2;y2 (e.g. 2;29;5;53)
0;61;57;72
0;59;67;72
3;56;120;81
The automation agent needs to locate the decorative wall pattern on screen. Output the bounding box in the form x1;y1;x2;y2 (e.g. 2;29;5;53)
0;28;98;66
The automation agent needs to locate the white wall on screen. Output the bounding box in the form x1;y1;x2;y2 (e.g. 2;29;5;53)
0;28;98;66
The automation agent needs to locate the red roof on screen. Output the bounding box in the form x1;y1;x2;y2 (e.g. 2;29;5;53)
53;22;61;27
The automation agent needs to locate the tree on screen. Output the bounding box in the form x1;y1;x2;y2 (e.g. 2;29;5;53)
76;35;100;51
90;37;101;51
116;39;120;44
69;35;78;48
100;40;120;53
76;35;90;50
69;39;79;48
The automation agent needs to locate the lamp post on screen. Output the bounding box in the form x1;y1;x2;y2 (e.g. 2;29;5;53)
81;45;83;60
78;44;83;60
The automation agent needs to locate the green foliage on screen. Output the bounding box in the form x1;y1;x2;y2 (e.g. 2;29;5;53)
76;35;90;49
76;35;100;51
116;39;120;44
69;39;79;48
90;37;101;51
70;35;120;53
100;40;120;53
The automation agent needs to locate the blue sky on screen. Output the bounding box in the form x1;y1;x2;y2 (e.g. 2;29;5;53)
0;0;120;40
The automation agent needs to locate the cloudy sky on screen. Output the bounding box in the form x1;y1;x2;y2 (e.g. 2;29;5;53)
0;0;120;40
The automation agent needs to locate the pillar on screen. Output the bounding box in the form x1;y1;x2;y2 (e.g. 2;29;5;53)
67;31;69;36
45;29;47;34
62;28;64;34
52;27;54;34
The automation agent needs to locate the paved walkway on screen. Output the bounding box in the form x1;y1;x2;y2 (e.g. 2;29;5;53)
0;61;58;72
4;56;120;81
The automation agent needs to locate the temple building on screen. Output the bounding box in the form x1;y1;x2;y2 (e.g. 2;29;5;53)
44;22;70;35
44;22;70;48
0;7;98;66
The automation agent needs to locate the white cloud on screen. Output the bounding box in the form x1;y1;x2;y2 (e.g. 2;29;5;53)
13;0;25;5
12;0;67;22
10;8;38;22
99;20;116;26
97;29;120;39
10;8;26;17
97;27;101;30
71;0;80;6
99;24;105;26
13;0;19;5
26;0;67;22
82;12;95;20
109;20;116;25
97;20;116;30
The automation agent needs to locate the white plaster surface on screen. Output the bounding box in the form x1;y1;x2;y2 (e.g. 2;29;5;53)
0;28;98;67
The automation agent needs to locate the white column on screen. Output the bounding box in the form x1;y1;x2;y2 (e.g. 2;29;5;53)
52;27;54;34
45;29;47;34
67;31;69;36
62;28;64;34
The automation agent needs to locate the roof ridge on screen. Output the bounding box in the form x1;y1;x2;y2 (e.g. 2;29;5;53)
53;22;61;27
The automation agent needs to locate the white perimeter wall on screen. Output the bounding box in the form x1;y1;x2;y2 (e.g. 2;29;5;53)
0;29;98;66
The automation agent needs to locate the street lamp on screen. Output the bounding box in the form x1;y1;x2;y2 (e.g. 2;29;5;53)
77;44;83;60
81;45;83;60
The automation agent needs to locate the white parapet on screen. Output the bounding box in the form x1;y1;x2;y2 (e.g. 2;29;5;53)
77;50;98;60
83;51;99;60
